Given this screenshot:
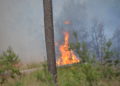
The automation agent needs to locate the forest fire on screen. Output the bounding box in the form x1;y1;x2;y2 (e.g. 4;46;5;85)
56;32;80;66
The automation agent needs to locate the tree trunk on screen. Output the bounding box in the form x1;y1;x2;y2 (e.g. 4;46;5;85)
43;0;57;86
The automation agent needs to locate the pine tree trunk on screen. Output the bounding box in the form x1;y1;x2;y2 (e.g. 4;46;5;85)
43;0;58;86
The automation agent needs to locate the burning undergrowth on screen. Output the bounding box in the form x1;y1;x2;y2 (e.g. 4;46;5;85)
56;32;80;66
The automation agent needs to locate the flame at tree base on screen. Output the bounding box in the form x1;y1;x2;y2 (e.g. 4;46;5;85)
56;32;80;66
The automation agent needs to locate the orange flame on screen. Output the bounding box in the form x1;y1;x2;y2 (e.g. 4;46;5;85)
64;21;71;24
56;32;80;66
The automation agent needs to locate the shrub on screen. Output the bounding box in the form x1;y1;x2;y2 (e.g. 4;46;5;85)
58;63;102;86
0;47;21;85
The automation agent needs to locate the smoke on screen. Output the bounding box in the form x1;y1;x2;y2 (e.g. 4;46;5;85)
0;0;120;63
54;0;120;40
53;0;120;58
0;0;46;63
54;0;89;57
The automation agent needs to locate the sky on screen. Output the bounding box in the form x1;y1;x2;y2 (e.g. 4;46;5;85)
0;0;120;63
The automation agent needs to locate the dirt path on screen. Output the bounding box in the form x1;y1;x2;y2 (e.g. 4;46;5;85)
21;68;41;74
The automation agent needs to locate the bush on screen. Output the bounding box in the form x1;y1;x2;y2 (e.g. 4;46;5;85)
0;47;21;85
58;63;102;86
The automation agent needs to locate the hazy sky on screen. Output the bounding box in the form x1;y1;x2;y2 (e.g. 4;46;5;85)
0;0;45;63
0;0;120;63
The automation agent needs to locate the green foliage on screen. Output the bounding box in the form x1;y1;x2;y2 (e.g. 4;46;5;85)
80;64;101;86
101;40;115;67
73;31;78;39
70;32;89;63
102;67;115;79
100;65;120;81
14;82;23;86
34;63;54;86
0;47;21;85
80;42;90;62
58;63;101;86
114;59;120;66
2;63;120;86
103;40;114;60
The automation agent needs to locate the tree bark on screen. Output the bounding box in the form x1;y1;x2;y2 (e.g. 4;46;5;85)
43;0;57;86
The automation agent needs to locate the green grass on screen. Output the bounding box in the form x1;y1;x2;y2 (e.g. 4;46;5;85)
2;63;120;86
